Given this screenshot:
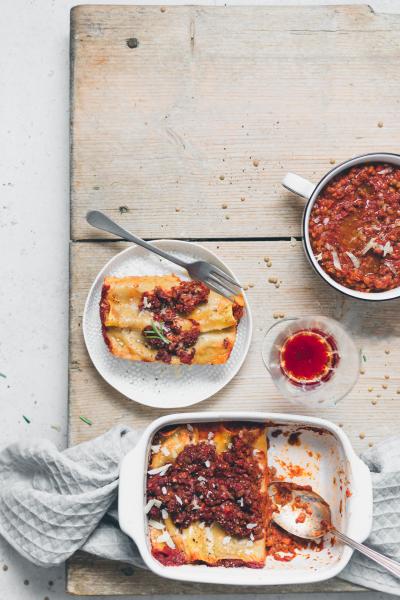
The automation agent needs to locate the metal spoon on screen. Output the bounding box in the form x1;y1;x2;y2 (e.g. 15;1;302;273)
269;482;400;579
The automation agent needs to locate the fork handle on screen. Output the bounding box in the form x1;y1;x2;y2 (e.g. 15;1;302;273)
333;528;400;579
86;210;188;269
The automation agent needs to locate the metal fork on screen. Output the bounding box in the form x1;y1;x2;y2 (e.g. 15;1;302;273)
86;211;242;300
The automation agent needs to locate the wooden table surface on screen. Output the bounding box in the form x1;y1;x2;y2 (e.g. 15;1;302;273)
68;4;400;595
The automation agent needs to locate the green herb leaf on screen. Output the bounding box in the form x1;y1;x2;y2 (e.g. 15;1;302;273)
0;372;6;378
23;415;31;424
79;415;93;426
143;322;170;345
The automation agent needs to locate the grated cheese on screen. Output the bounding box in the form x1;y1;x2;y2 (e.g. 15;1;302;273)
157;530;176;549
205;460;211;468
345;251;361;269
148;463;172;476
162;486;167;495
151;444;161;453
246;523;257;530
144;498;162;514
161;446;171;457
222;536;231;545
175;494;183;505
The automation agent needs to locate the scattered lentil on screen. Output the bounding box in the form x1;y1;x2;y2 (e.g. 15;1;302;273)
360;369;365;375
253;159;259;167
2;565;8;571
222;204;228;209
329;158;336;165
160;6;166;11
382;384;388;389
225;215;230;220
175;208;180;212
359;432;365;439
219;175;225;181
377;121;384;128
240;196;245;202
385;349;391;354
249;283;254;288
371;399;377;405
268;276;278;284
368;442;374;447
384;374;390;379
368;387;373;392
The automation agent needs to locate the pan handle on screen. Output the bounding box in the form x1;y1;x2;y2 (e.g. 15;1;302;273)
282;173;316;200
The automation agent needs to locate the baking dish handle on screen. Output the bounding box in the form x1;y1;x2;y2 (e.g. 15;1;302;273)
118;437;147;552
347;457;373;543
282;173;316;200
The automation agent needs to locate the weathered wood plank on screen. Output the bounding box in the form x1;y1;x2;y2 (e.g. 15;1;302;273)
70;4;400;240
68;239;400;594
66;551;366;596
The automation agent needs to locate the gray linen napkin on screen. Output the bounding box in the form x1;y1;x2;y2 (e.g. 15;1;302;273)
0;426;399;594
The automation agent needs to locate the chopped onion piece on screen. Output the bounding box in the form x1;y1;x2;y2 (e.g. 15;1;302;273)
345;251;360;269
198;475;207;482
161;509;169;520
151;444;161;453
205;460;211;468
315;253;323;262
175;494;183;505
162;486;167;495
246;523;257;530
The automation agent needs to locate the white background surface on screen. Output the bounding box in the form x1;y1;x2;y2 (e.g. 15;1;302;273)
1;0;399;598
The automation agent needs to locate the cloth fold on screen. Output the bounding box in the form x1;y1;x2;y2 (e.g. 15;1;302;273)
0;426;400;594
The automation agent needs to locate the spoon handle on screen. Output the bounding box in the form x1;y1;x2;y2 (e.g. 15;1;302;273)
333;529;400;579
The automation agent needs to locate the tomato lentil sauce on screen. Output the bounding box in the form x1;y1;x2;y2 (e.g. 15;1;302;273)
309;163;400;292
140;280;243;364
147;432;266;540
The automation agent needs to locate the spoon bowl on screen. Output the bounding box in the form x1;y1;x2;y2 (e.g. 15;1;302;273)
269;482;332;540
269;482;400;579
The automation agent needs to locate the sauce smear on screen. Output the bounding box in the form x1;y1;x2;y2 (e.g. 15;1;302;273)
279;329;338;385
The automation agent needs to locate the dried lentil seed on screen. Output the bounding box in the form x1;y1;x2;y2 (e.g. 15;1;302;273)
268;276;278;284
359;432;365;439
378;121;384;128
253;159;259;167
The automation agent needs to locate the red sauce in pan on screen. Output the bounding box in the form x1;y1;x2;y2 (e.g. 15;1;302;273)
309;163;400;292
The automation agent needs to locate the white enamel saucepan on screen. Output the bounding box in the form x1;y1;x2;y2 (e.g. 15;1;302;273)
282;152;400;302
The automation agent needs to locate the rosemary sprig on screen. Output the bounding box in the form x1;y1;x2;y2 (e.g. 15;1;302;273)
79;415;92;426
22;415;31;424
143;322;170;345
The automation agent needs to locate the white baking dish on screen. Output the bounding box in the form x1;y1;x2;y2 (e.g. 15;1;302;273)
119;412;372;586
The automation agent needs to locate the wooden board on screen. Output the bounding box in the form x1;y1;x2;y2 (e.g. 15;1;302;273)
71;4;400;241
69;4;400;595
68;241;400;595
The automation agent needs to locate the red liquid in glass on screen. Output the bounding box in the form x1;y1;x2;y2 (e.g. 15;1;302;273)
279;329;338;386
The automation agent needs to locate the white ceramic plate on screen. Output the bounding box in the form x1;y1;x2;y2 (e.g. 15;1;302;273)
83;240;252;408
